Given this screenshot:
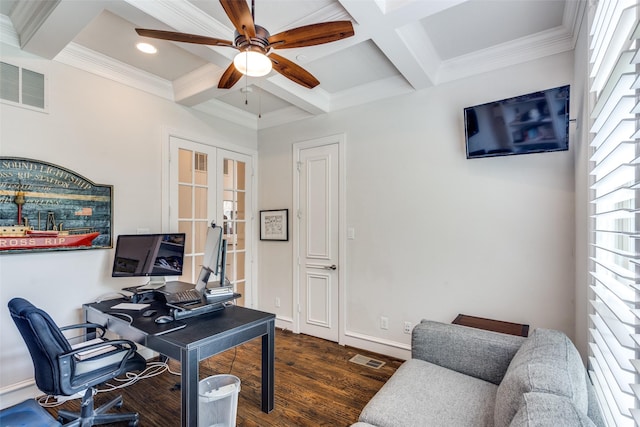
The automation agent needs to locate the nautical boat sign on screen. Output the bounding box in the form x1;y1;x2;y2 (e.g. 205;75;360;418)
0;157;113;254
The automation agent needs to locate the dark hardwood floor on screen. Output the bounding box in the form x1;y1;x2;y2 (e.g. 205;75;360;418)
44;329;402;426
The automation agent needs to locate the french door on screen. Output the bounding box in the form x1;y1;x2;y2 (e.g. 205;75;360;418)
219;151;252;306
167;136;253;306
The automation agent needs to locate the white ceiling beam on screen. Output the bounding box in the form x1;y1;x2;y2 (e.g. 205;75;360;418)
173;63;229;106
331;75;414;112
116;0;234;69
12;0;104;59
122;0;232;40
341;0;433;90
256;77;330;115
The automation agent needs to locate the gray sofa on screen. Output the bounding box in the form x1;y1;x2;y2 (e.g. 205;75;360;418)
352;320;605;427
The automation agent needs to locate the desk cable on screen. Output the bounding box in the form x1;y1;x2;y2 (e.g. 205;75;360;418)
104;311;133;324
94;292;133;303
38;360;175;408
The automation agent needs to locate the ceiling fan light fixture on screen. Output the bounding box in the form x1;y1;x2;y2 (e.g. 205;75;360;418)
233;51;272;77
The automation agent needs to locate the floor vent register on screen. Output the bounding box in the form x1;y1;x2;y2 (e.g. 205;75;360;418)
349;354;385;369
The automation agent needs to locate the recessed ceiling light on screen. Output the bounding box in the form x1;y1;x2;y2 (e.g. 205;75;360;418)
136;42;157;54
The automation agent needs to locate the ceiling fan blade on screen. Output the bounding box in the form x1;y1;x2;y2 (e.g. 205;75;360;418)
136;28;234;47
219;0;256;39
218;62;244;89
269;53;319;89
269;21;354;49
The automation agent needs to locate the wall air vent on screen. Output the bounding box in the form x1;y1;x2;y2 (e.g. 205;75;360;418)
0;61;46;111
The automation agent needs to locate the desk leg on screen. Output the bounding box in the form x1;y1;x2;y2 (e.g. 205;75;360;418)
261;318;275;413
182;347;199;426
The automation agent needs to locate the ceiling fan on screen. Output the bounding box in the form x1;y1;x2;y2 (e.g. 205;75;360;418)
135;0;355;89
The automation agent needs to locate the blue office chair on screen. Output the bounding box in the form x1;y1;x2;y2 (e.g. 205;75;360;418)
8;297;147;426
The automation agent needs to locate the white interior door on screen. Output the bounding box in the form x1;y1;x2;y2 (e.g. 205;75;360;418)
295;140;340;342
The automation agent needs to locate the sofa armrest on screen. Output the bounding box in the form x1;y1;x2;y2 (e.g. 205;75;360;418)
412;320;526;385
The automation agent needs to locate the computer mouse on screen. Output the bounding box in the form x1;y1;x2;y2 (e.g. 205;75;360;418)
142;309;157;317
154;315;174;324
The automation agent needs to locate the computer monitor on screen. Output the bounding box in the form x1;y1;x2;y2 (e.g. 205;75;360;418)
195;224;228;290
111;233;186;281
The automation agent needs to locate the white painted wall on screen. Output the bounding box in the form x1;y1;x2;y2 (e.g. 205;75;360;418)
0;44;256;404
258;52;576;358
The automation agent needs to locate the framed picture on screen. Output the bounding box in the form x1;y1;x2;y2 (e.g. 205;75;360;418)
260;209;288;241
0;157;113;254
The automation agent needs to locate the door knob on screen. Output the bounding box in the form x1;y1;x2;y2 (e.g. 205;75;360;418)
324;265;337;270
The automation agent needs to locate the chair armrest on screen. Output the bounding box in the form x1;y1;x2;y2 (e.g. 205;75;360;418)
65;338;138;361
412;320;526;385
60;322;106;339
57;338;140;394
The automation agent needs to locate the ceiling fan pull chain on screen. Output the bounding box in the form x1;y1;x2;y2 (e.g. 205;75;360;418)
244;52;249;106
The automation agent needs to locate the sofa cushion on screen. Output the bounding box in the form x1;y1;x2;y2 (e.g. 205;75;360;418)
509;392;596;427
494;329;588;427
412;320;526;385
359;358;498;427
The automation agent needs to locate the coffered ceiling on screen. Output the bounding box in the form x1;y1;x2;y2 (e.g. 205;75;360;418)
0;0;582;129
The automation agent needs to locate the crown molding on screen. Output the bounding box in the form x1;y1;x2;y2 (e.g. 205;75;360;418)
563;0;587;48
10;0;59;49
331;75;413;112
0;14;19;48
272;3;351;34
437;26;575;84
54;42;174;100
195;98;258;130
257;105;314;130
124;0;232;39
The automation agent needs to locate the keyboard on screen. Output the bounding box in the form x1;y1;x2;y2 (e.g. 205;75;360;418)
165;289;202;304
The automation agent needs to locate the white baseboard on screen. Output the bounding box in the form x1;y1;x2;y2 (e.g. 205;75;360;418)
341;330;411;360
0;379;40;410
275;315;293;331
275;315;410;360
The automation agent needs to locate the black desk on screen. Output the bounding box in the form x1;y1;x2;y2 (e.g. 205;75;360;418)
83;299;275;426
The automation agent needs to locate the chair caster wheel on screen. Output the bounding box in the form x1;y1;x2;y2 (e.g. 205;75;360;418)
128;421;139;426
115;401;123;409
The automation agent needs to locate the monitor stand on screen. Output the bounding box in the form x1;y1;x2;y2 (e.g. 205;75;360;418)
137;277;166;290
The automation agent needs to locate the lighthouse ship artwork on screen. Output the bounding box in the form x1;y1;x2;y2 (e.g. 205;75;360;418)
0;190;100;251
0;157;113;253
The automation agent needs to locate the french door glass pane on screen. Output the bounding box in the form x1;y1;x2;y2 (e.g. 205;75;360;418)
223;157;247;306
178;148;210;282
179;185;192;218
178;150;192;183
236;222;246;250
194;187;207;219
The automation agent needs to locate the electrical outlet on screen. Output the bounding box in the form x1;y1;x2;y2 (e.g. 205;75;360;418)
380;316;389;330
275;297;281;308
404;321;412;334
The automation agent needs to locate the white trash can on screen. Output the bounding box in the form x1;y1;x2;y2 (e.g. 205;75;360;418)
198;374;241;427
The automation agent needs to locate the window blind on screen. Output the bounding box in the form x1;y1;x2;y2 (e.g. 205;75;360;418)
588;1;639;426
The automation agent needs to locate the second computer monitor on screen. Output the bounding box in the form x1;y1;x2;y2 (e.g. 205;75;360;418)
195;224;227;289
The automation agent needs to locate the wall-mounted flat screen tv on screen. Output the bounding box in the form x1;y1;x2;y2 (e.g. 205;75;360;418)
464;85;570;159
